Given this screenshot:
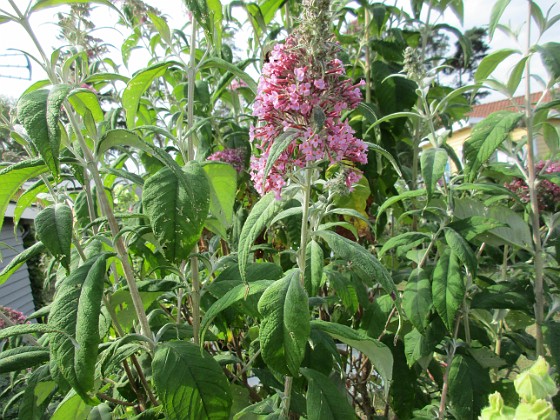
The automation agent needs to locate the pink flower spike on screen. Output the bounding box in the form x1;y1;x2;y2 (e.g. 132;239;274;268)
295;67;306;82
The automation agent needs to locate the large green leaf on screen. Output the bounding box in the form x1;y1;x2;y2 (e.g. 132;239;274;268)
143;162;210;264
443;227;477;275
311;320;393;397
301;368;356;420
51;390;92;420
48;254;109;402
463;111;524;181
305;240;324;296
488;0;512;39
123;62;175;128
31;0;119;13
199;56;257;94
18;365;56;420
403;317;446;368
378;232;431;258
403;269;432;332
0;242;46;286
0;346;50;373
475;48;519;81
432;249;464;332
0;160;48;232
96;129;151;156
258;270;310;376
454;197;532;250
536;42;560;80
448;355;491;420
421;148;448;198
17;86;71;179
13;179;48;228
152;341;232;419
237;192;284;282
202;162;237;237
200;279;273;343
35;204;73;270
68;88;104;122
313;230;399;306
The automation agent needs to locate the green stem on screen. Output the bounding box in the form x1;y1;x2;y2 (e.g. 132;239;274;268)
524;0;545;357
364;6;371;104
281;168;313;419
186;20;202;345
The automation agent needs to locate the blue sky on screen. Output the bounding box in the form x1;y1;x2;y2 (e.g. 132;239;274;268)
0;0;558;101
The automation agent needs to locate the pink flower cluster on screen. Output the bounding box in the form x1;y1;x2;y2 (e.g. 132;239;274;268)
0;306;27;328
207;148;246;173
249;36;368;198
505;160;560;212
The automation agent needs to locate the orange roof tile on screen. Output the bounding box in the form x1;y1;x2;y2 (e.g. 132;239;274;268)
467;91;553;118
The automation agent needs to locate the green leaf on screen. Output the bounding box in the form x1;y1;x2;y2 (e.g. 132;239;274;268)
238;192;284;282
18;365;56;420
432;249;464;332
365;142;402;177
535;42;560;80
403;317;446;368
0;323;69;341
421;148;448;198
545;321;560;369
263;129;299;182
123;62;175;128
376;189;426;221
148;11;172;45
199;57;257;94
31;0;119;13
463;111;524;181
489;0;512;40
454;198;533;250
13;179;48;228
48;254;109;402
474;49;519;81
96;129;151;156
143;162;210;263
35;204;73;270
0;346;50;373
202;162;237;237
443;227;477;275
258;271;310;376
51;390;92;420
301;368;356;420
0;241;46;286
313;230;399;307
17;87;70;179
311;320;393;397
448;355;491;420
200;280;273;343
403;269;432;332
447;216;506;241
378;232;431;258
152;341;232;420
305;240;324;296
68;88;104;122
507;56;530;95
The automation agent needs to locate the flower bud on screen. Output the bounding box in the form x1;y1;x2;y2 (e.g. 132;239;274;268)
479;392;515;420
514;399;557;419
514;356;558;402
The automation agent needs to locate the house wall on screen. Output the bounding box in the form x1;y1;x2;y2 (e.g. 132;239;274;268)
0;219;35;316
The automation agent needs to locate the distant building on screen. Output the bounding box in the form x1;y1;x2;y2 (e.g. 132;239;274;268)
0;203;39;316
431;91;558;173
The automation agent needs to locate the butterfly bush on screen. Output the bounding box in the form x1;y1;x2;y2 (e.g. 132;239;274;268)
505;160;560;212
0;306;27;328
207;148;246;173
249;19;367;198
